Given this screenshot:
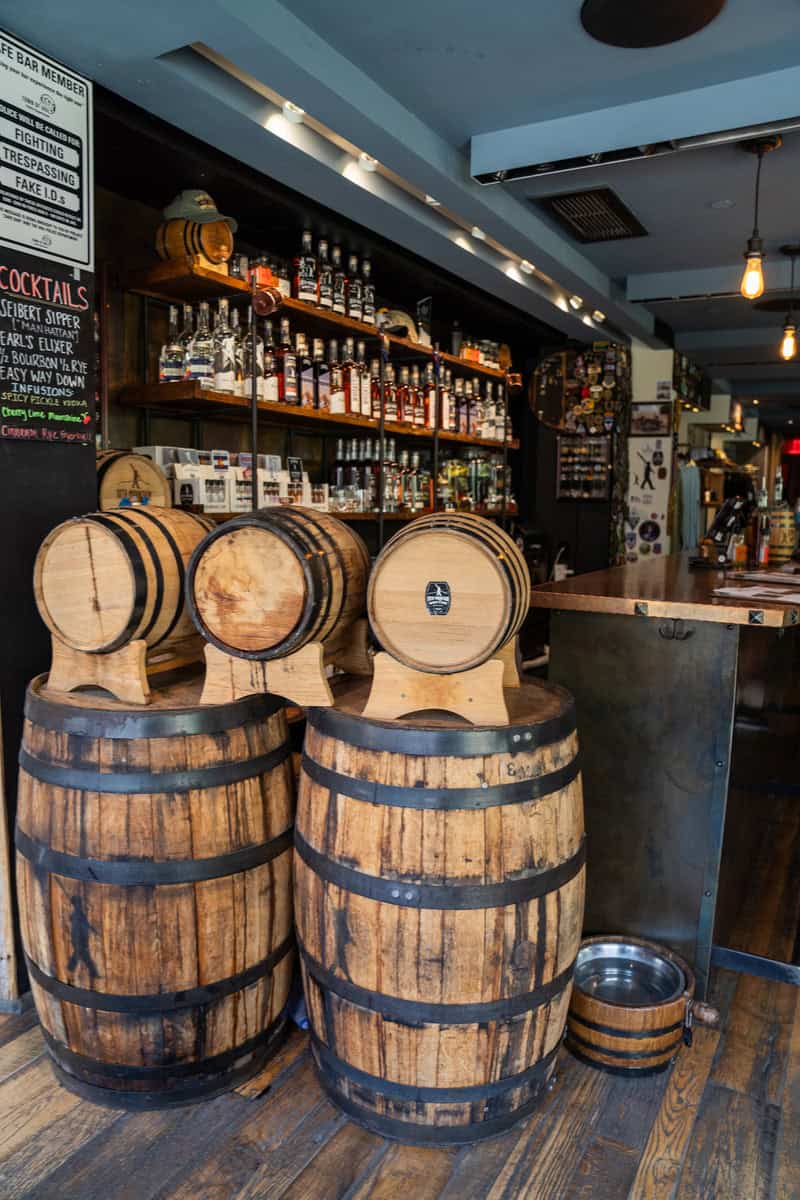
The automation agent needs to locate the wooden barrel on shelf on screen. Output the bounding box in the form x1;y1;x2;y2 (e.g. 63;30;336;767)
296;676;584;1143
367;511;530;674
187;507;370;660
16;672;295;1108
34;507;215;654
155;218;233;265
96;450;171;510
769;507;796;564
566;936;696;1076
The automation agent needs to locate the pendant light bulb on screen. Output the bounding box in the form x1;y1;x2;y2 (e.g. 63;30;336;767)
781;320;797;361
740;246;765;299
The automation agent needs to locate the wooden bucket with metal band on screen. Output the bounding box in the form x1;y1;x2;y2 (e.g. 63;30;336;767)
96;450;171;510
155;218;234;265
367;511;530;674
186;506;370;660
295;677;584;1143
16;674;295;1108
769;507;796;564
566;936;697;1075
33;507;214;655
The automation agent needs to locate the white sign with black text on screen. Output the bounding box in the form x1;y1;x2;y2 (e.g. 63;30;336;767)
0;30;92;269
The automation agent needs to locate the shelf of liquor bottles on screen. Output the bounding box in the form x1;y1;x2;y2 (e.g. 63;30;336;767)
120;381;519;451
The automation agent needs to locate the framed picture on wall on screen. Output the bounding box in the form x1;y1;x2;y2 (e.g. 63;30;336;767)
630;403;672;436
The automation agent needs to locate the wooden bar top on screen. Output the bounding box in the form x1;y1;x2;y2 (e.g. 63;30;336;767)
530;553;798;628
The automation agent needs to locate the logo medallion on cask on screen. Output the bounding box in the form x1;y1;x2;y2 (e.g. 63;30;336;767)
425;581;451;615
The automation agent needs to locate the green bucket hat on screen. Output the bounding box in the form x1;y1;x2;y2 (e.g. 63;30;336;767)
163;189;238;232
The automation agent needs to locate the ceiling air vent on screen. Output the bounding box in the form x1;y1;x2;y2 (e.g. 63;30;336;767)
535;188;647;243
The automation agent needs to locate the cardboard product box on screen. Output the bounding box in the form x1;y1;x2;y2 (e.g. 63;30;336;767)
172;464;232;512
133;445;182;471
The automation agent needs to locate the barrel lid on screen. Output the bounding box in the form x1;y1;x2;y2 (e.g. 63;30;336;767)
25;672;284;738
306;677;576;756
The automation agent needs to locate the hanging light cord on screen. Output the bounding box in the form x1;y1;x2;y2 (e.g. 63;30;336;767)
752;148;764;236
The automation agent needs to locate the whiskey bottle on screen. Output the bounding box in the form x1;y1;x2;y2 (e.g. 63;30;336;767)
313;338;330;410
186;301;214;385
342;337;358;415
213;298;236;393
469;378;481;435
159;305;184;382
242;307;265;399
455;377;467;433
383;362;398;421
411;365;425;427
298;333;315;408
317;238;333;310
423;362;437;430
357;341;370;416
369;358;382;420
262;321;279;403
329;340;346;414
362;258;375;325
295;229;318;304
231;307;245;396
396;366;410;425
347;254;363;322
332;245;346;315
277;318;298;404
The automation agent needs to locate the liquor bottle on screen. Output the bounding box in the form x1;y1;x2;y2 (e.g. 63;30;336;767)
411;365;425;428
362;259;375;325
369;358;382;420
231;307;245;396
361;438;376;509
383;363;398;421
275;258;292;299
313;338;330;410
262;322;279;403
294;230;318;304
465;380;477;434
396;366;410;425
242;307;264;399
329;340;346;414
186;301;214;385
213;298;236;393
775;464;786;507
397;449;411;508
277;317;298;404
332;246;346;315
471;377;482;436
383;437;399;511
357;341;371;416
483;380;495;440
347;254;363;321
342;337;357;415
455;377;467;433
159;305;184;382
297;333;315;408
331;438;346;492
444;369;456;433
348;437;361;492
409;451;426;511
423;362;437;430
495;381;506;441
178;303;194;362
317;238;333;310
451;320;462;356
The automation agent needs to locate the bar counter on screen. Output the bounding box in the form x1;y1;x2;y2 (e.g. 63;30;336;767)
532;552;800;998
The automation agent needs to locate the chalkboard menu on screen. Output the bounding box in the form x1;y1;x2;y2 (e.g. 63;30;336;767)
0;244;94;443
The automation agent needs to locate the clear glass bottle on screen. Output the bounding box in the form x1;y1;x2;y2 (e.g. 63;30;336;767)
297;333;314;408
275;258;292;299
423;362;437;430
455;377;468;433
295;229;318;304
369;358;382;420
397;448;411;509
357;341;370;417
213;298;236;393
242;307;264;399
383;437;399;512
332;245;346;315
346;254;363;321
231;307;245;396
342;337;357;415
362;258;375;325
313;338;330;410
178;303;194;363
186;301;214;385
159;305;184;382
411;365;425;427
317;238;333;310
383;363;398;421
331;437;346;494
329;340;346;414
361;438;376;510
262;321;279;403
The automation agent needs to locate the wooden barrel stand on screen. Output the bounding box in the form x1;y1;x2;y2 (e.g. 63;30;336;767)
16;673;295;1108
295;677;584;1143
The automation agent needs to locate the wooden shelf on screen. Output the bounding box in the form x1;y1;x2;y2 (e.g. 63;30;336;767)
119;382;519;450
123;260;508;380
192;507;516;524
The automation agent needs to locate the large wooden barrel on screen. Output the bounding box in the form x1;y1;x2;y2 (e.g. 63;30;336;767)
96;450;171;510
155;218;234;264
295;677;584;1143
187;507;370;660
566;936;695;1076
16;673;295;1108
769;507;796;564
34;507;215;654
368;512;530;673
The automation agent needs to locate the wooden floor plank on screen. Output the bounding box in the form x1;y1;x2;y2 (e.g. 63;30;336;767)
0;1095;125;1200
628;1026;719;1200
344;1142;458;1200
774;992;800;1200
672;1084;776;1200
0;1059;82;1165
0;1009;37;1050
235;1030;309;1100
571;1135;640;1200
711;976;796;1104
0;1026;43;1085
275;1121;385;1200
592;1066;671;1153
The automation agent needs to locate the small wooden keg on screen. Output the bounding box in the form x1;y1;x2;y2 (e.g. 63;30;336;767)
566;936;695;1075
16;673;295;1107
96;450;171;510
769;507;796;564
155;218;234;265
296;677;584;1143
367;512;530;673
34;507;215;654
187;507;370;660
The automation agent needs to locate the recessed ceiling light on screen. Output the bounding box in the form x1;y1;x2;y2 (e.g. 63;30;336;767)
592;309;606;322
282;100;305;124
753;398;760;405
358;152;378;172
569;295;583;310
520;259;535;275
471;226;486;240
709;198;735;210
424;194;441;207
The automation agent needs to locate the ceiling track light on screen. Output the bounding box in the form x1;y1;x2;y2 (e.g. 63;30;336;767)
358;152;378;172
569;294;583;310
471;226;486;240
779;245;800;361
282;100;305;124
424;194;441;207
592;309;606;322
519;259;535;275
739;137;781;300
